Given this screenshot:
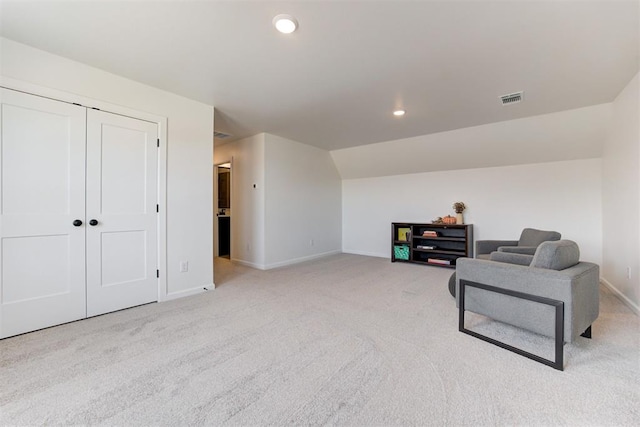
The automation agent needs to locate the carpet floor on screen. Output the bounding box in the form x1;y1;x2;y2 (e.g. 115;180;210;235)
1;254;638;426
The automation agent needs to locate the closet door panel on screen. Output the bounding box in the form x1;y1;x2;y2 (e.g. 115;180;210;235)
86;110;158;317
0;89;86;338
100;123;147;214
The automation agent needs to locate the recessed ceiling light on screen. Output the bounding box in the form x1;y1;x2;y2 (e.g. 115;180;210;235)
393;110;406;117
273;14;298;34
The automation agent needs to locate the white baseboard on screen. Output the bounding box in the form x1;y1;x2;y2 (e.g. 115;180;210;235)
263;250;342;270
231;258;266;270
342;249;388;259
160;285;209;302
231;250;342;271
600;277;640;315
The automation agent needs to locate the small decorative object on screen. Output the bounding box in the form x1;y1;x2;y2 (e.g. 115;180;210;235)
453;201;466;224
432;216;444;224
442;215;456;224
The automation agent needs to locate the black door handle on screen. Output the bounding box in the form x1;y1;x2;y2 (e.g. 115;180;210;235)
73;219;83;227
89;219;99;226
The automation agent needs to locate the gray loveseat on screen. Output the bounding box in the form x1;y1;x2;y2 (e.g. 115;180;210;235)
456;240;599;369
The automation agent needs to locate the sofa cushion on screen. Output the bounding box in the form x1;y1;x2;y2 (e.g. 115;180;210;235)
530;240;580;270
489;251;534;266
497;246;538;255
518;228;561;247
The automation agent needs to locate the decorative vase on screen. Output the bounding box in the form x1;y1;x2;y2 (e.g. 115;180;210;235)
456;213;464;224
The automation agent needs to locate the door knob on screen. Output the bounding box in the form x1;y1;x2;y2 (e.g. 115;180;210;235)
89;219;99;226
73;219;83;227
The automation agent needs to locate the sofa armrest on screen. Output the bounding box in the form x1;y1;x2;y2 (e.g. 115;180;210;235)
498;245;538;255
489;251;533;266
456;258;599;341
475;240;518;256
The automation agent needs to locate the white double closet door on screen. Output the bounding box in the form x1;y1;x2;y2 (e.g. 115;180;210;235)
0;88;158;339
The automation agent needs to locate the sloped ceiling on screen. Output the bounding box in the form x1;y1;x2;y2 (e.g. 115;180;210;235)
331;104;611;179
0;0;637;151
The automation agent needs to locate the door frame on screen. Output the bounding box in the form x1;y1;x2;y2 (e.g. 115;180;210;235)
1;77;169;301
213;158;232;259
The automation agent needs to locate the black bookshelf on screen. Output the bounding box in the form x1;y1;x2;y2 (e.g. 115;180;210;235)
391;223;473;268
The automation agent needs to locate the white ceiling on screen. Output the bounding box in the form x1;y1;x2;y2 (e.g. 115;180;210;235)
1;0;638;151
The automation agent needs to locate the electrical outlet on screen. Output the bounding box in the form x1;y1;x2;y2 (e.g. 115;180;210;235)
310;239;314;246
180;261;188;273
627;267;632;280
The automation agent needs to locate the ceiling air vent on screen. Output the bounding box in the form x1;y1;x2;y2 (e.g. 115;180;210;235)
214;131;232;139
500;91;524;106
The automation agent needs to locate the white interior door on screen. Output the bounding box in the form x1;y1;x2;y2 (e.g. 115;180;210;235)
86;109;158;317
0;89;87;338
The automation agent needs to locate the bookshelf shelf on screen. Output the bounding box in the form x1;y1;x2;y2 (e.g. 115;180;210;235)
414;236;466;242
391;222;473;268
413;248;466;256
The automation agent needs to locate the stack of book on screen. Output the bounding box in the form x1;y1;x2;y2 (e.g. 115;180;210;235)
422;230;438;238
427;258;451;265
417;245;437;250
397;228;411;241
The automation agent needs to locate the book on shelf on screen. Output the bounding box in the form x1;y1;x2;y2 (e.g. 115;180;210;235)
427;258;451;265
417;245;437;250
397;227;411;241
422;231;438;237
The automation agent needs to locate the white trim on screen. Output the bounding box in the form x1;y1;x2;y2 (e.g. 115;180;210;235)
157;119;168;301
1;76;163;123
1;77;168;305
600;278;640;315
342;249;388;259
232;251;342;271
162;286;209;302
263;250;342;270
213;165;219;258
232;258;266;270
213;158;233;260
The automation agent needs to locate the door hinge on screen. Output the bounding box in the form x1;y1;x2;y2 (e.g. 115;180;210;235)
156;269;160;278
157;138;160;147
156;204;159;213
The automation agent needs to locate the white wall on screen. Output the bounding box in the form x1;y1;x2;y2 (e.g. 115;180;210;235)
214;135;266;268
1;38;214;298
343;159;603;265
264;134;342;268
602;72;639;313
215;133;342;270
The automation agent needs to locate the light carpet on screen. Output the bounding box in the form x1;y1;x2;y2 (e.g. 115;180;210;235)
1;254;638;426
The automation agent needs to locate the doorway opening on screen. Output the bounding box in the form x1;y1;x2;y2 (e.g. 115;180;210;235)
214;162;231;260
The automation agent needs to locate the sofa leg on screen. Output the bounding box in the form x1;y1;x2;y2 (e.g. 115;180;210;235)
580;325;592;339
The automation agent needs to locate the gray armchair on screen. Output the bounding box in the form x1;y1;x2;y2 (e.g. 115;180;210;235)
456;240;599;370
448;228;562;297
476;228;561;259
